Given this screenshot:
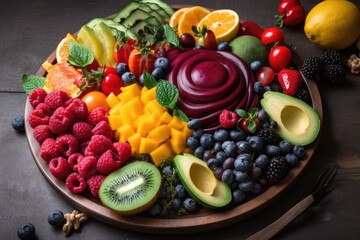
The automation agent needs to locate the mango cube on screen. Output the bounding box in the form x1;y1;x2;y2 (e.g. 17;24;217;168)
139;137;159;154
150;142;173;166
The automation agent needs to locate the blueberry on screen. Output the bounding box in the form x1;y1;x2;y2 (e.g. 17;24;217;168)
121;71;136;85
251;183;262;194
249;166;262;180
194;146;205;159
232;189;246;203
116;63;130;76
255;154;269;169
213;167;224;180
138;73;144;86
203;150;215;161
175;184;186;199
17;223;36;240
269;120;278;129
222;141;237;157
200;133;214;150
253;81;264;94
186;136;199;149
154;57;171;72
250;60;263;72
215;151;227;163
213;142;222;153
233;170;249;182
187;119;201;130
234;153;251;172
192;129;204;140
223;157;235;170
148;203;161;216
239;180;254;192
221;169;235;185
257;109;268;122
236;140;251;154
293;145;306;159
11;115;25;132
279;140;294;154
263;85;271;92
162;165;173;176
261;121;270;129
171;198;182;210
217;41;231;51
47;209;64;227
229;129;246;141
285;153;299;166
183;198;197;212
213;129;230;142
207;158;219;169
194;45;205;50
151;67;166;80
248;136;263;152
160;185;167;199
265;145;281;157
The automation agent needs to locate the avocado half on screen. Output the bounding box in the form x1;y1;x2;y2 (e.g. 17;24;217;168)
260;91;320;145
173;153;232;208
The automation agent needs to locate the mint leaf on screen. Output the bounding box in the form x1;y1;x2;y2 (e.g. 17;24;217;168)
143;71;157;89
163;24;183;50
173;108;189;122
156;80;179;110
22;74;46;94
67;40;94;67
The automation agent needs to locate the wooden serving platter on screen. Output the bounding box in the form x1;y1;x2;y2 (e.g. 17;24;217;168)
24;12;323;234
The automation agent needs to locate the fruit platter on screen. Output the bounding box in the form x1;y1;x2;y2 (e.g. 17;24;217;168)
23;0;329;234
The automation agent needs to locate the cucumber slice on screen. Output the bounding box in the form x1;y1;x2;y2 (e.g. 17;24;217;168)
122;8;161;28
93;22;117;67
113;1;143;23
131;16;159;35
136;0;174;17
77;25;105;66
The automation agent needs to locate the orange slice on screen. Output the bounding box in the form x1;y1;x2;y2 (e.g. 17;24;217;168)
44;62;82;98
197;9;240;42
177;6;211;37
56;33;77;63
169;7;189;29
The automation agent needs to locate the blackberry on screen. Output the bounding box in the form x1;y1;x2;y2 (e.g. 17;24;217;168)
321;49;344;66
321;63;345;84
264;156;289;185
295;85;311;105
258;127;280;146
301;56;322;79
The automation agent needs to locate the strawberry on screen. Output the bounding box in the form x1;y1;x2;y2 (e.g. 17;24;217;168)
114;32;136;64
277;69;303;96
238;21;264;39
128;48;157;79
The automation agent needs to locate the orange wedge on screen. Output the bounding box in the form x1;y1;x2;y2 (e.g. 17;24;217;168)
56;33;77;63
198;9;240;42
177;6;211;37
169;7;189;28
44;62;82;98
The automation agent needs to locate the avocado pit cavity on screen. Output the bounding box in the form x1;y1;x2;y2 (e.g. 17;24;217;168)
189;162;216;195
280;105;310;135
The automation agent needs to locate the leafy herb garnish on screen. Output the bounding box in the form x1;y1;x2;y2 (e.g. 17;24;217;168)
143;71;158;89
67;40;94;67
22;74;46;94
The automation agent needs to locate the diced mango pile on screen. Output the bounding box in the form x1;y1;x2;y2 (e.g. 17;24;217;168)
106;83;192;166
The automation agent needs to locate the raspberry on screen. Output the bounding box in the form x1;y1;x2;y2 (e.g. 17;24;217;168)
219;110;238;129
29;88;47;108
66;98;88;122
53;107;75;123
86;134;113;157
96;150;121;175
44;91;71;110
68;153;84;172
86;175;106;198
113;142;132;164
77;156;97;179
28;109;50;128
87;107;108;126
35;102;52;116
55;134;79;157
80;141;89;155
49;156;72;180
48;111;72;134
72;122;92;143
65;173;87;193
33;125;54;144
91;120;113;140
40;138;60;162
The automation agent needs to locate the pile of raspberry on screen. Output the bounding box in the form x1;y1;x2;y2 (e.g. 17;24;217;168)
28;88;132;198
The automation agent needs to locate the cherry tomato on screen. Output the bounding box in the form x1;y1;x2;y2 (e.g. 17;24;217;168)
100;73;124;96
114;38;136;64
81;91;110;112
103;66;118;76
256;67;275;86
282;5;306;26
86;59;99;72
261;27;284;46
278;0;301;15
180;33;196;48
268;46;292;72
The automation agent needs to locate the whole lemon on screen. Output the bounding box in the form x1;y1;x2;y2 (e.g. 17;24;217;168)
304;0;360;50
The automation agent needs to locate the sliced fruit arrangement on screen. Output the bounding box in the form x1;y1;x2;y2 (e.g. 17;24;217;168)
22;0;344;218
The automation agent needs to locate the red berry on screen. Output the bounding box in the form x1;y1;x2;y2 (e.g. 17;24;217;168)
44;91;71;110
28;109;50;128
68;153;84;172
29;88;47;108
219;110;238;129
65;98;88;123
40;138;60;162
65;173;87;193
256;67;275;86
86;134;113;157
49;156;72;180
33;125;54;144
113;142;132;164
48;113;72;135
91;120;113;140
77;156;97;179
55;134;79;157
238;21;264;39
72;122;92;143
87;175;106;198
35;102;52;116
87;107;108;126
96;150;121;175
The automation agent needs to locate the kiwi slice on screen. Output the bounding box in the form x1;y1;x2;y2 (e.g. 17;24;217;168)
99;161;161;215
